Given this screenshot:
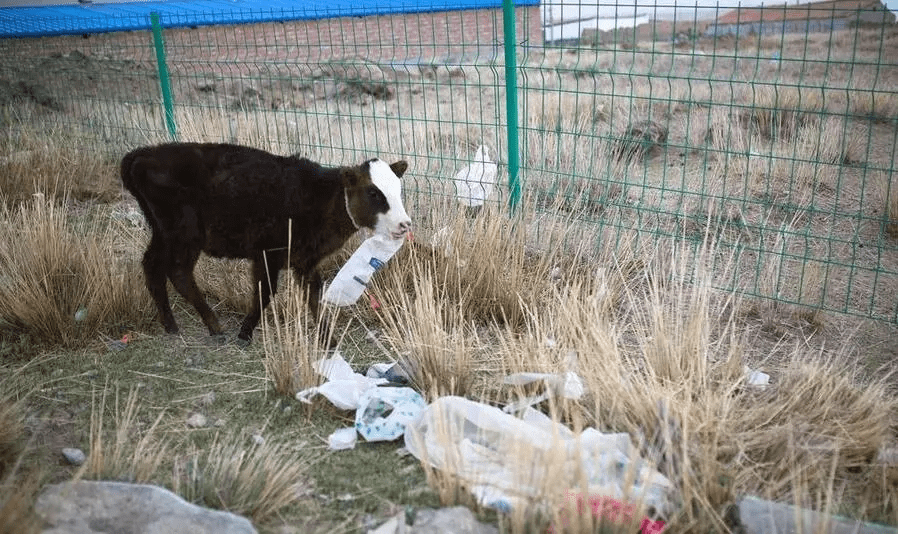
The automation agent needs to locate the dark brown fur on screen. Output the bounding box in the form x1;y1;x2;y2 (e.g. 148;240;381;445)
121;142;408;341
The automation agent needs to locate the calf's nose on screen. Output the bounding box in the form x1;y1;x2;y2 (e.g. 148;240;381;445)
398;220;412;232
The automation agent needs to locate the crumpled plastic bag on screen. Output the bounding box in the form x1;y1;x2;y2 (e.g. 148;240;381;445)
295;353;425;448
355;387;426;442
295;353;387;410
404;396;673;517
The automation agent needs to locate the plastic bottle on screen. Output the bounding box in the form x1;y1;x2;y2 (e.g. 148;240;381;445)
322;233;405;306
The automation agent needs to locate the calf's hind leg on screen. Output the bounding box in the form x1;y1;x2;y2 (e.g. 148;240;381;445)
167;247;222;336
165;207;222;336
143;234;179;334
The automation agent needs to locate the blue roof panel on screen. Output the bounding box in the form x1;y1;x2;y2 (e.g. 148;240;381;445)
0;0;539;38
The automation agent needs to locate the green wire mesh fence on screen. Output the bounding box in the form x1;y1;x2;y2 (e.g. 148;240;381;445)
1;2;896;322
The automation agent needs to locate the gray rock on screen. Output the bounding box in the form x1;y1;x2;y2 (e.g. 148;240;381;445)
736;496;898;534
61;448;86;466
410;507;498;534
35;480;257;534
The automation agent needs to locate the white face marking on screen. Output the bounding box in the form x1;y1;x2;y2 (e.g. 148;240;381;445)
369;159;411;239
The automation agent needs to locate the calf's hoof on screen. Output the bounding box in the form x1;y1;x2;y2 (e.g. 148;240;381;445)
209;333;229;345
237;328;254;344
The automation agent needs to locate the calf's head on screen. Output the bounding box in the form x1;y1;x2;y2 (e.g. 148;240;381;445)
342;159;412;240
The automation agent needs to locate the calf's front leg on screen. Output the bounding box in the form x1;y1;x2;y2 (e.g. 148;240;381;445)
238;252;284;341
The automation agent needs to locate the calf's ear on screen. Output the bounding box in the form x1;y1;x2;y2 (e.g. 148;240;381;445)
390;160;408;178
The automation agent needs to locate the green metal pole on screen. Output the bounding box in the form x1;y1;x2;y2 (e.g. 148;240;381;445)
150;12;177;140
501;0;522;213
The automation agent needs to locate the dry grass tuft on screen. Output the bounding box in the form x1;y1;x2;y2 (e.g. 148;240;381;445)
849;90;898;122
0;112;117;207
376;262;477;399
173;433;315;523
880;171;898;238
611;119;669;162
78;384;170;484
744;84;824;140
376;206;557;329
731;355;894;492
401;226;898;530
0;378;39;534
0;466;41;534
0;195;154;350
261;277;331;398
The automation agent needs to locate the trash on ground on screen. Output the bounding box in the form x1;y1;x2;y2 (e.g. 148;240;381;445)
404;396;674;518
328;427;358;450
356;386;426;442
743;366;770;388
296;352;388;410
296;353;425;449
502;369;585;414
367;362;412;386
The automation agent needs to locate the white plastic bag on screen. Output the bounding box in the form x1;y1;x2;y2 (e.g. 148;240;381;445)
295;354;425;449
295;353;387;410
404;396;673;516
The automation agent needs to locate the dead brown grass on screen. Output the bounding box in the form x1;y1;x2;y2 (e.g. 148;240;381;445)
78;384;170;483
397;231;898;531
0;110;117;207
172;432;315;523
0;195;154;350
260;276;331;398
0;376;39;534
743;84;825;141
881;171;898;238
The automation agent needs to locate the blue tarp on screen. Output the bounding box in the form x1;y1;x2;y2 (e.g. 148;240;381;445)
0;0;539;38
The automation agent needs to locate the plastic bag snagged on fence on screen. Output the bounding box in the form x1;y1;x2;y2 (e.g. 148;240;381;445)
404;396;674;517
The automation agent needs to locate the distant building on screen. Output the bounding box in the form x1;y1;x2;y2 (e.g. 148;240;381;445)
706;0;896;37
541;0;650;43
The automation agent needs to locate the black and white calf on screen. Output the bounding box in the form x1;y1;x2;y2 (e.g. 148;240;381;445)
120;142;411;341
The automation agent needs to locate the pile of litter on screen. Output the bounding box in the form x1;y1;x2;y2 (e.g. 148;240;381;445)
296;353;675;521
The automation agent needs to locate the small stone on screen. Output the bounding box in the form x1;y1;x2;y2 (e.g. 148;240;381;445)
186;413;207;428
365;329;381;343
549;266;563;281
62;447;86;466
251;434;265;445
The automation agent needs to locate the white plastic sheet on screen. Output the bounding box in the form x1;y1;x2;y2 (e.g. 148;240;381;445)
404;396;673;516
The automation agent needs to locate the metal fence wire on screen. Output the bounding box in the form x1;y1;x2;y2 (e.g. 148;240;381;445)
1;1;896;322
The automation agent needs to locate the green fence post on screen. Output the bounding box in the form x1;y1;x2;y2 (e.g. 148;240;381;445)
502;0;522;213
150;12;177;140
